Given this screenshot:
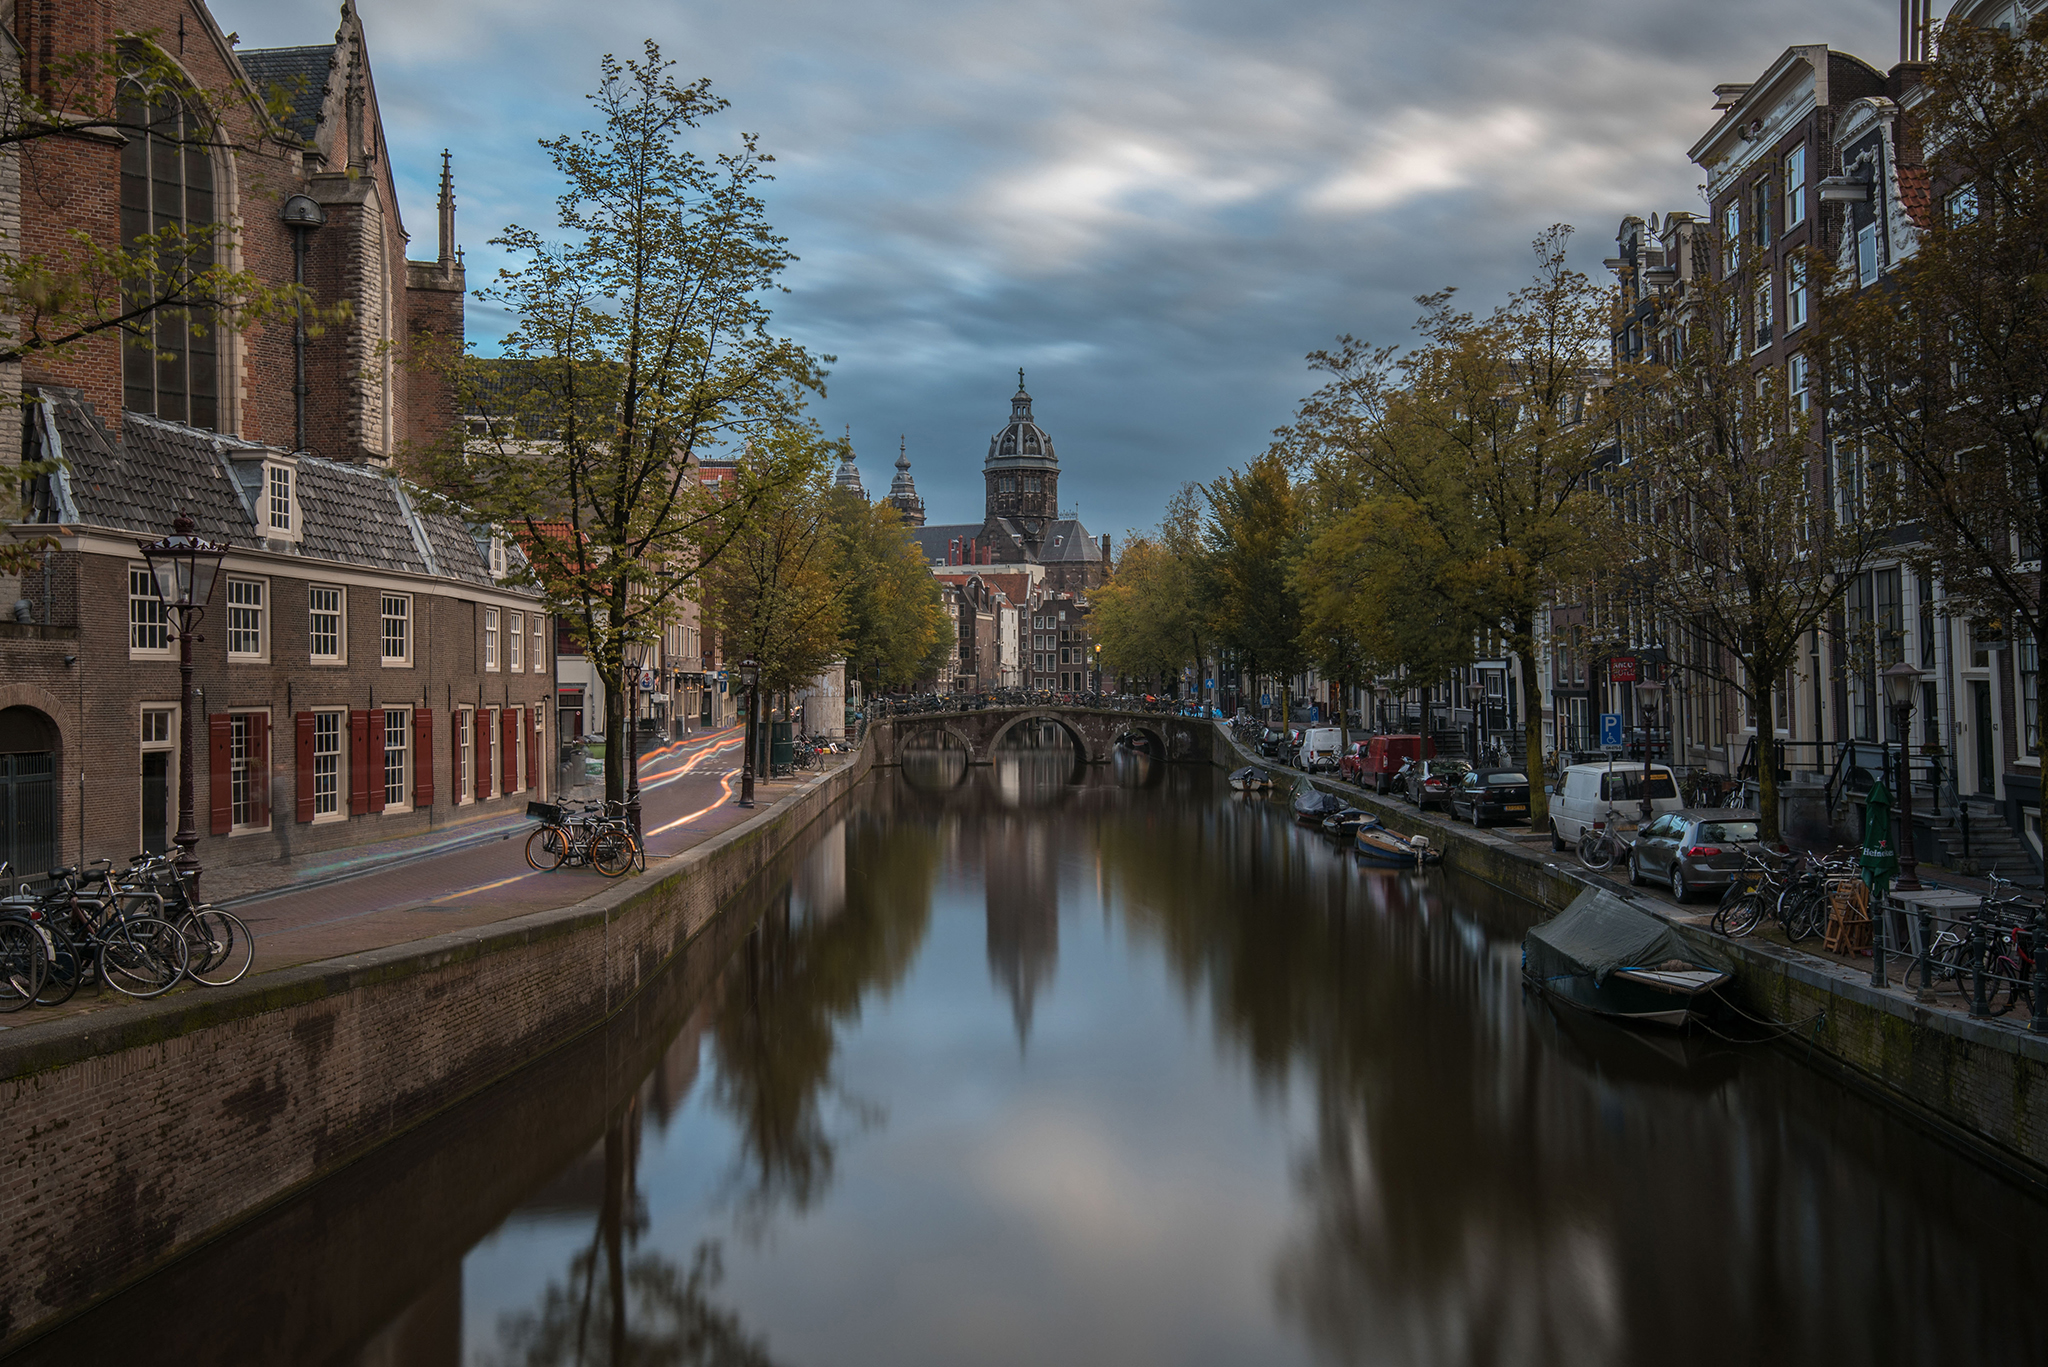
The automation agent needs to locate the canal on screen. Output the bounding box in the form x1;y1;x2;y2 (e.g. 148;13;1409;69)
18;749;2047;1365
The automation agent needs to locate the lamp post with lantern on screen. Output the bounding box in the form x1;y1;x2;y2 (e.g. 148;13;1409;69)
1883;660;1926;893
736;658;760;808
137;515;228;899
1636;677;1666;828
622;636;652;843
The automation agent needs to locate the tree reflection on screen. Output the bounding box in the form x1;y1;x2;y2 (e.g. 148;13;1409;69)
483;1101;779;1367
709;812;939;1220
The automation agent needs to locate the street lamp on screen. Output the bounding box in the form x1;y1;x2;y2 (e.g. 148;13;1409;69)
736;657;761;808
137;515;228;899
1636;677;1666;827
1884;660;1926;893
1466;680;1484;762
621;637;652;842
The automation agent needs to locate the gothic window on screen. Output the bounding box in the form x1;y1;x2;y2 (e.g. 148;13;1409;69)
119;75;218;429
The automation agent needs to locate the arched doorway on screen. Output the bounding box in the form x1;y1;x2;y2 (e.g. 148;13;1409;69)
0;706;60;876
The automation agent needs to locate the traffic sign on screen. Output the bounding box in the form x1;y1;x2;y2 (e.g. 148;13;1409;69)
1261;694;1270;706
1599;712;1624;748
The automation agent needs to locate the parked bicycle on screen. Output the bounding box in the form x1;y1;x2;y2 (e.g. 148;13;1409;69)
526;800;640;876
1576;807;1630;872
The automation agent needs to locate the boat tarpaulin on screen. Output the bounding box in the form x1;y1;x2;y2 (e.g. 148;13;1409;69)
1524;888;1699;987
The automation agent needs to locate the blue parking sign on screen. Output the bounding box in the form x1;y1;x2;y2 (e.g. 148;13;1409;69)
1599;712;1624;748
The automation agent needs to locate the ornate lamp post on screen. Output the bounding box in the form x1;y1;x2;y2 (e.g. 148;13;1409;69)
138;515;228;898
736;657;760;809
1466;679;1484;762
1636;677;1665;828
622;637;651;841
1883;660;1926;893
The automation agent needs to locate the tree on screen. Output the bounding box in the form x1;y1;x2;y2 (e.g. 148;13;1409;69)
1278;228;1618;827
1091;486;1213;694
411;45;827;806
1612;264;1894;841
2;36;343;573
1811;13;2048;852
1205;454;1307;723
826;483;949;696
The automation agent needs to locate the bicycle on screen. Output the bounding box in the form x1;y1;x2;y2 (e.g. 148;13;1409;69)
125;852;257;987
43;863;190;999
1576;807;1630;872
526;800;638;876
1712;847;1790;937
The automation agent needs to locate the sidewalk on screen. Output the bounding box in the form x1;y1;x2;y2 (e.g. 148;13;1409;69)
13;729;849;1031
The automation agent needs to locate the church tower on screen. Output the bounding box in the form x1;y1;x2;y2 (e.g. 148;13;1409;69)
886;436;926;527
984;370;1059;541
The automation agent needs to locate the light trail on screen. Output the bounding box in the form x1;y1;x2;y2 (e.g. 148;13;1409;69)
646;772;738;838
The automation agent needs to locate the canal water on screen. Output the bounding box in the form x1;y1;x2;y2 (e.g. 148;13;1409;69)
19;749;2047;1366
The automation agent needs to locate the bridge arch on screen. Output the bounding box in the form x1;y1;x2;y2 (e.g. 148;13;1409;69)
986;710;1095;764
893;718;981;760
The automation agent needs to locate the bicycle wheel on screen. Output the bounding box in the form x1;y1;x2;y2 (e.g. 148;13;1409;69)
1578;831;1615;872
525;825;568;871
590;830;634;878
0;918;47;1013
32;918;82;1007
1725;892;1769;938
180;909;256;987
99;916;190;999
1987;955;2023;1017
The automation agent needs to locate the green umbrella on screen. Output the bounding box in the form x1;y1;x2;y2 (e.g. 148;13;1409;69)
1861;777;1898;899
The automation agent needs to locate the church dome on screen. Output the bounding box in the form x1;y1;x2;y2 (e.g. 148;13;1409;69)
986;370;1057;467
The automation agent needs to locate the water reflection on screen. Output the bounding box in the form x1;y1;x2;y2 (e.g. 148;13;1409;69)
27;764;2048;1366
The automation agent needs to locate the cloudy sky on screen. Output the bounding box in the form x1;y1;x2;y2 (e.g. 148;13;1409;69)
215;0;1902;537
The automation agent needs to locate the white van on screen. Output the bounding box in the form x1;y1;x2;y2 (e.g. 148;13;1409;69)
1549;761;1682;848
1297;727;1343;773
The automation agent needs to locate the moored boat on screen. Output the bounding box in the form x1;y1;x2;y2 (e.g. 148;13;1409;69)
1291;781;1347;825
1354;825;1441;868
1228;766;1273;791
1321;807;1377;838
1522;888;1729;1028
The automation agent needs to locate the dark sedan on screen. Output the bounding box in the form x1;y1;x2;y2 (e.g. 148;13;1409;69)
1449;768;1532;827
1404;758;1472;812
1628;809;1766;902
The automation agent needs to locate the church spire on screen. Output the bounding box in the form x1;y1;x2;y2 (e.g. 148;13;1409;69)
886;435;925;527
437;150;456;265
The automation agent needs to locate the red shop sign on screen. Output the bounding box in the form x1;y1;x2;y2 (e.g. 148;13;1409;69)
1609;657;1639;683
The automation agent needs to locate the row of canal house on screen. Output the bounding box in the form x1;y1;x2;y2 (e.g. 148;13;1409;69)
1544;0;2041;878
0;0;558;886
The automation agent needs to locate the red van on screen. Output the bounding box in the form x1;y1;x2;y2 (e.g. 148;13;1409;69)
1346;734;1435;794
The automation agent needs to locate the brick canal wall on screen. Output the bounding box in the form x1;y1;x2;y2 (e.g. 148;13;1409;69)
0;745;874;1350
1207;723;2048;1192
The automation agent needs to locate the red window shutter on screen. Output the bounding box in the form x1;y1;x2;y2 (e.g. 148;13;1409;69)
350;710;370;816
366;709;386;813
414;708;435;809
208;715;233;835
252;713;272;829
295;712;317;824
525;710;540;799
501;708;518;794
478;711;494;800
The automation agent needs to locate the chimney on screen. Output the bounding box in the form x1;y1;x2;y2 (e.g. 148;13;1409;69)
1900;0;1931;63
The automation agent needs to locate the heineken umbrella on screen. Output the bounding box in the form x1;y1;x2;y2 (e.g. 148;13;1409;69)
1861;777;1898;899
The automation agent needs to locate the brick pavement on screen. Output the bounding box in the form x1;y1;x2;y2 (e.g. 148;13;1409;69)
18;727;844;1029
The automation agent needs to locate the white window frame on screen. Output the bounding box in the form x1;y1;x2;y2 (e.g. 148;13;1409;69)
457;706;475;804
484;608;500;672
312;707;345;821
1784;144;1806;228
509;611;524;672
140;703;178;852
308;584;345;663
229;709;269;831
513;706;527;794
381;593;412;667
382;705;412;814
1788;353;1810;416
1785;256;1808;331
1857;221;1880;287
1722;200;1742;272
225;577;268;661
267;463;294;535
128;564;171;656
1752;276;1773;353
533;613;547;678
1946;184;1977;224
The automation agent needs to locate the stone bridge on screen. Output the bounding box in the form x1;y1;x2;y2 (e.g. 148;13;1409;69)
868;708;1214;766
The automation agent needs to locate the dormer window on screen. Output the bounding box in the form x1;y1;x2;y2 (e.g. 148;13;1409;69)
489;537;506;577
267;464;293;534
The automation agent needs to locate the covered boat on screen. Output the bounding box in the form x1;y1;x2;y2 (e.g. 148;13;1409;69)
1291;781;1347;825
1321;807;1377;838
1355;825;1441;868
1522;888;1729;1027
1228;766;1273;791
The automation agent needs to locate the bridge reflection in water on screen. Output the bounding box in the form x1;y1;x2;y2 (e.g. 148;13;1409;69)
23;757;2048;1366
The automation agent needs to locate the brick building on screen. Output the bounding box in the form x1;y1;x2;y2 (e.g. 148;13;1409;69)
0;0;534;880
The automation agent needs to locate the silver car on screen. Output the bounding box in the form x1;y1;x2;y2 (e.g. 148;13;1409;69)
1627;808;1764;902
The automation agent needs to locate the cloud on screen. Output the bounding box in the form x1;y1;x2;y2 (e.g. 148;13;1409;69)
214;0;1904;533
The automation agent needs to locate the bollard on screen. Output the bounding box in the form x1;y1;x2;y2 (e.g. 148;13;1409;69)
1970;910;1991;1019
2033;909;2048;1036
1916;901;1935;1004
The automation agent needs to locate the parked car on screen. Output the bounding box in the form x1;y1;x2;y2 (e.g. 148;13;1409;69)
1549;762;1683;850
1347;734;1433;794
1628;809;1766;902
1449;768;1532;827
1257;727;1288;760
1405;758;1473;812
1297;727;1343;773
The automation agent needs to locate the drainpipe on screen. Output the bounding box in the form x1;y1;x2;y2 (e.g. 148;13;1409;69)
281;195;328;453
